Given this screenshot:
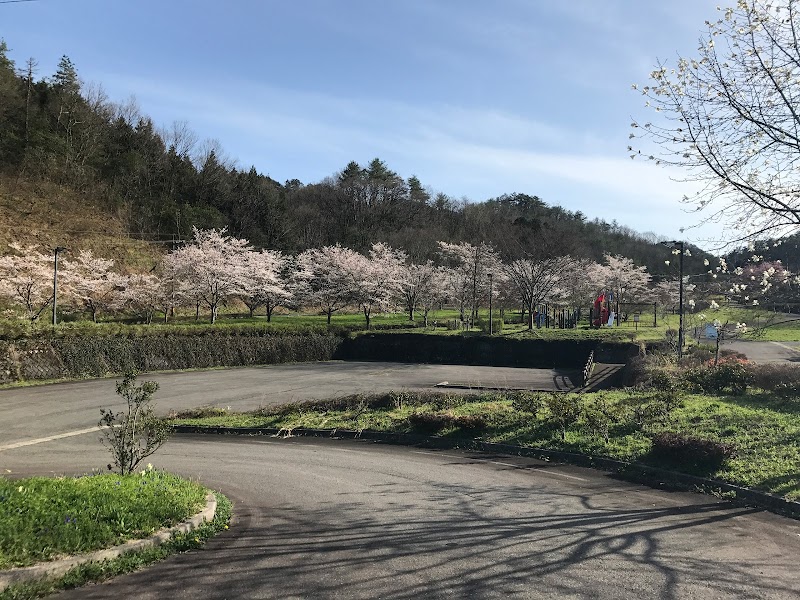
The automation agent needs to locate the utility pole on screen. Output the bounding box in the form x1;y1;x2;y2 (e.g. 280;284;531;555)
52;246;67;325
678;240;685;361
488;272;494;335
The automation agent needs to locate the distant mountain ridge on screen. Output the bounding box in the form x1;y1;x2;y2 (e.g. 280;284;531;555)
0;42;712;273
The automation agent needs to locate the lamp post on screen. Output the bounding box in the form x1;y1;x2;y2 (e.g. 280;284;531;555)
662;240;684;361
52;246;68;326
488;272;494;335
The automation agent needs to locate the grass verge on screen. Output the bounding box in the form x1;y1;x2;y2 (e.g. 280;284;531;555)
0;493;231;600
0;469;207;569
170;390;800;501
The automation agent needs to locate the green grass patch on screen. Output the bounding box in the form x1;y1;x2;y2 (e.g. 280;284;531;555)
171;390;800;500
0;493;232;600
0;469;207;569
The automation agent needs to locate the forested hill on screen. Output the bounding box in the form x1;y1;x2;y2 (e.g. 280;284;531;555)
0;43;709;273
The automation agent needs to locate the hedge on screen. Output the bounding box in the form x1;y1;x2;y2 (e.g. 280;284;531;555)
0;333;343;384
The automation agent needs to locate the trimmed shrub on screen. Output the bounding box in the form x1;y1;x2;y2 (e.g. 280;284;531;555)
0;333;344;384
684;362;753;395
646;432;735;475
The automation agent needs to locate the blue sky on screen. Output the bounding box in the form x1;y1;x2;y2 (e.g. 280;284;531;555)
3;0;723;244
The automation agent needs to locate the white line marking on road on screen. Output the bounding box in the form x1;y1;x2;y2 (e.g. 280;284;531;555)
532;470;587;482
0;426;102;452
771;341;800;353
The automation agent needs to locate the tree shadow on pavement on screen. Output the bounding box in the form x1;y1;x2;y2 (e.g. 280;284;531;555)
57;479;799;600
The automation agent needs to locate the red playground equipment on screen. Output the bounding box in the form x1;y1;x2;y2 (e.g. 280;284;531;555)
592;294;609;327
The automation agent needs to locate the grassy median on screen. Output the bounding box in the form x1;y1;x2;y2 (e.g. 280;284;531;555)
170;389;800;501
0;468;208;569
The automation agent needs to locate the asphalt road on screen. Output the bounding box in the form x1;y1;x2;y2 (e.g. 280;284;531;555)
2;364;800;598
0;362;576;448
2;434;799;599
721;339;800;363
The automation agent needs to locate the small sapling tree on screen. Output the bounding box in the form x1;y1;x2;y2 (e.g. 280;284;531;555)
100;372;171;475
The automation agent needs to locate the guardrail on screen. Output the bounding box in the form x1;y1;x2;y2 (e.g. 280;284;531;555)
582;350;595;387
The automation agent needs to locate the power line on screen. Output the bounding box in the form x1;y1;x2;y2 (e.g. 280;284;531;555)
0;0;41;4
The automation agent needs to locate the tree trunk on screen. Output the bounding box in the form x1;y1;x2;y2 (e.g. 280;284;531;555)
364;306;371;329
266;302;273;322
326;309;332;325
211;305;217;324
527;303;534;330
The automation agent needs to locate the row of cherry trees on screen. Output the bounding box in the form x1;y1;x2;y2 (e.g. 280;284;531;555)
1;228;792;328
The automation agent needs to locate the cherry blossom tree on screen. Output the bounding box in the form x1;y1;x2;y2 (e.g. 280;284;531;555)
121;272;162;324
0;242;54;320
504;256;574;330
590;254;651;311
171;228;250;324
438;241;503;322
238;249;291;320
294;245;356;324
728;260;794;308
343;242;405;328
554;257;601;314
417;266;450;327
62;250;126;323
633;1;800;241
397;260;438;322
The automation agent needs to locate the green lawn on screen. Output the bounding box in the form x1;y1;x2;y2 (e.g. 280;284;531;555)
0;469;208;569
171;389;800;501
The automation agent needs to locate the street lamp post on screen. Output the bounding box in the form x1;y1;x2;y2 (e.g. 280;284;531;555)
662;240;685;361
52;246;67;326
488;273;494;335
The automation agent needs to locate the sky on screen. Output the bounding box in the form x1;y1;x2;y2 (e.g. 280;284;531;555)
2;0;725;245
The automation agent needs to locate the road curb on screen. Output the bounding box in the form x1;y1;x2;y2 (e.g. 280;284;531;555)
0;491;217;592
172;425;800;519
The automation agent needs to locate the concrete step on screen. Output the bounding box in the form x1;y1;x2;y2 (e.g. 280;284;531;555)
582;362;625;392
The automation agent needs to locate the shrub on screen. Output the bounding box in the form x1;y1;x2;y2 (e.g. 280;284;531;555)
646;432;735;475
476;318;504;334
684;362;753;395
543;392;583;440
582;394;621;443
509;391;544;415
407;412;487;434
774;381;800;400
746;363;800;392
100;372;171;475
